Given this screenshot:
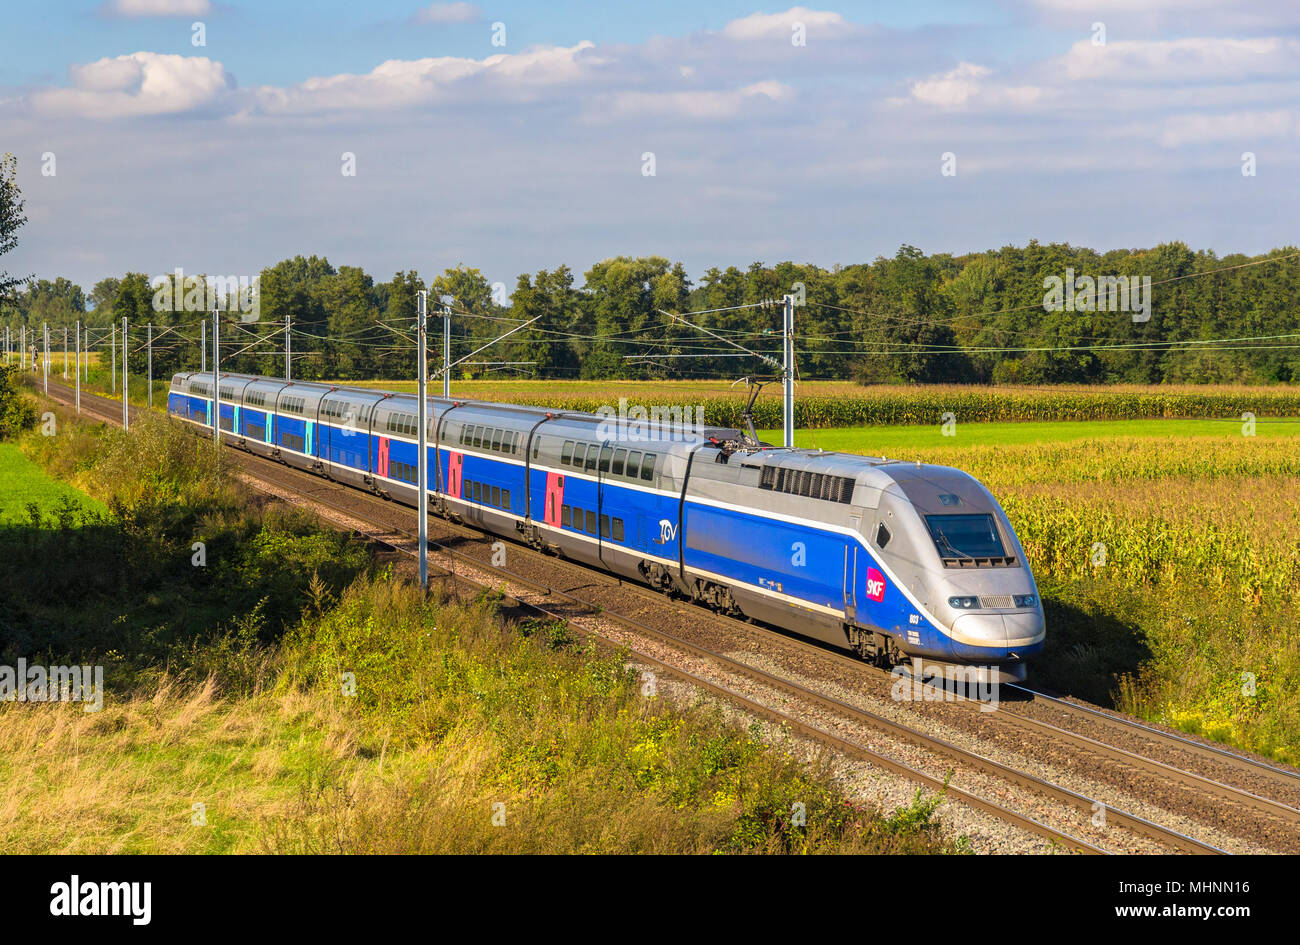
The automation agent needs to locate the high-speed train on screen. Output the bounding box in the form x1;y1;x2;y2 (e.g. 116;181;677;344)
168;372;1045;681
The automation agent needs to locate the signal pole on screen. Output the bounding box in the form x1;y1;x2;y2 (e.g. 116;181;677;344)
285;314;291;381
42;322;48;395
417;290;429;591
63;327;68;379
111;321;117;393
75;319;81;413
122;317;129;430
782;294;794;449
147;322;153;408
441;299;451;398
201;319;206;373
212;306;219;453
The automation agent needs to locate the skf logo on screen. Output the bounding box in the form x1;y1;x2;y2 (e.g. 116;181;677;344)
866;567;886;602
655;519;677;544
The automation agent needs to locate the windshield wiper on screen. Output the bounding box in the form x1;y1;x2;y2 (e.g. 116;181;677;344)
936;528;974;560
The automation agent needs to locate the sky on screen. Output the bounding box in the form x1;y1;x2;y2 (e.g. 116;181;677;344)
2;1;1298;294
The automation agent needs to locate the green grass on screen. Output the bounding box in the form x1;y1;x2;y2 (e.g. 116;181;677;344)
0;442;106;521
759;418;1300;451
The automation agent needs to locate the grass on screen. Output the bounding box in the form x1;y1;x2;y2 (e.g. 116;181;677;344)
759;418;1300;451
0;441;106;521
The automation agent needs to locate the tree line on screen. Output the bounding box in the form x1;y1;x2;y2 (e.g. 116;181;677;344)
6;244;1300;386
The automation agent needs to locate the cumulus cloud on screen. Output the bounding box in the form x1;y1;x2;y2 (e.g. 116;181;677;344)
413;2;481;25
32;52;234;118
721;6;849;41
102;0;211;17
252;42;604;113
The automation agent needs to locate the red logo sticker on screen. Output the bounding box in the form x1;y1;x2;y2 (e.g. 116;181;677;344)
866;567;886;602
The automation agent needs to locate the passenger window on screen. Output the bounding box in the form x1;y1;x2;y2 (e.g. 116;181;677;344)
585;510;597;535
463;479;471;499
876;522;891;549
641;454;656;481
626;452;641;479
491;486;501;507
600;515;609;538
569;506;579;528
502;489;511;508
473;482;482;502
599;445;612;473
612;449;626;476
491;430;502;452
562;440;574;465
561;504;571;525
612;518;625;541
584;446;597;472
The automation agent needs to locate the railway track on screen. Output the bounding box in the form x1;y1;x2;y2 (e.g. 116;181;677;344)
39;377;1300;854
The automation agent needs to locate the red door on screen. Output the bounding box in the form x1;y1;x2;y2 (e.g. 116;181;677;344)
544;472;565;527
447;451;464;498
377;436;390;478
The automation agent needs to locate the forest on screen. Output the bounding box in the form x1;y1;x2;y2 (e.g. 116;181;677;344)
6;242;1299;385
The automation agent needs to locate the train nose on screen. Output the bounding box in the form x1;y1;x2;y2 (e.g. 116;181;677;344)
951;613;1011;646
950;610;1045;647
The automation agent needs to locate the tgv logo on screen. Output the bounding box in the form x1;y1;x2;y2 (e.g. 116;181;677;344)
656;519;677;544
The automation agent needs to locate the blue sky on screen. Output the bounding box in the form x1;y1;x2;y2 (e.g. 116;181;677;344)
3;1;1299;292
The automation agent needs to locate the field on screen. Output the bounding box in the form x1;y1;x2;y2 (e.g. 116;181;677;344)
17;369;1300;761
0;442;105;521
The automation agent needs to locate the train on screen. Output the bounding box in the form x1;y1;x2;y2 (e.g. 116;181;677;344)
168;371;1045;682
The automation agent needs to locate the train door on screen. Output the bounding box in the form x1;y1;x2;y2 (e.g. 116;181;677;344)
843;543;858;622
447;451;464;501
377;436;390;480
544;472;564;527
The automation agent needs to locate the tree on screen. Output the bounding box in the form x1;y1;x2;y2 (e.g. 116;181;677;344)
0;153;29;304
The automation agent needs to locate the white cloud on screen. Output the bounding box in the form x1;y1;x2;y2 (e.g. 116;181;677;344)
33;52;234;118
1063;37;1300;82
103;0;211;17
721;6;849;40
253;42;604;113
413;2;481;25
910;62;991;106
604;80;791;120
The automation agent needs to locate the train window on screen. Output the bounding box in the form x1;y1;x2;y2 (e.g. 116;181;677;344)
925;514;1005;561
463;479;471;499
533;437;540;459
513;432;522;454
460;426;469;445
491;485;501;507
475;481;483;502
875;522;891;549
599;445;612;473
502;489;511;508
562;440;574;465
612;518;625;541
561;504;571;525
584;446;597;472
600;515;609;538
491;430;503;452
626;452;641;479
584;510;597;535
612;449;626;476
641;454;656;481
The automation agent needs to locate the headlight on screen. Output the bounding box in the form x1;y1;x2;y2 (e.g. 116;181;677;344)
948;596;978;609
1014;594;1037;608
